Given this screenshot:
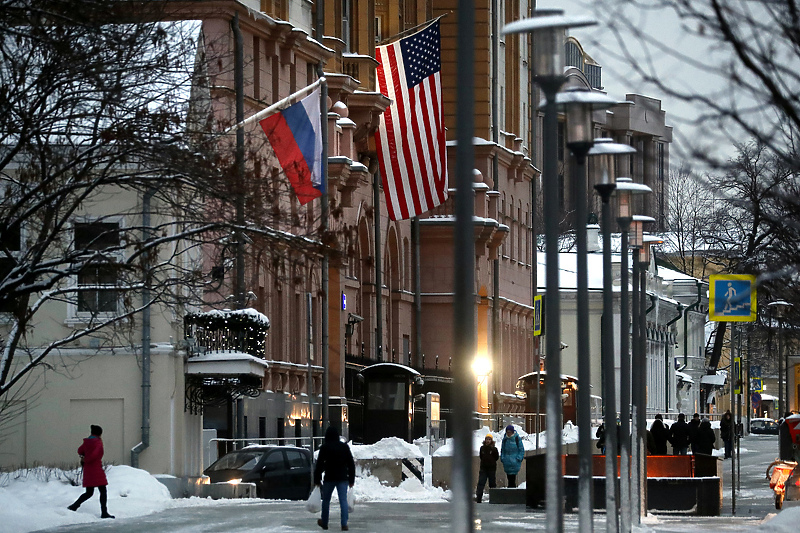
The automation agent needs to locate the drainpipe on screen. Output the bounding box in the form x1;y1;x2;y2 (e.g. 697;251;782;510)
131;187;154;468
491;0;500;416
683;281;703;369
664;304;683;412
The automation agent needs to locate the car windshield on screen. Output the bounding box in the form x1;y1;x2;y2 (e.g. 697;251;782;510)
207;451;264;472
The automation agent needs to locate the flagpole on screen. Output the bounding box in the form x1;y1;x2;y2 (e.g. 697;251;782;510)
376;13;450;46
223;77;326;134
316;4;330;434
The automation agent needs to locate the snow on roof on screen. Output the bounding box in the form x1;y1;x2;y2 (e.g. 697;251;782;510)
193;307;270;327
700;373;727;386
675;370;694;384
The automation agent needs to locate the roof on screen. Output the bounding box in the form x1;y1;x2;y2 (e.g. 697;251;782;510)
700;373;726;386
516;371;579;382
360;362;421;376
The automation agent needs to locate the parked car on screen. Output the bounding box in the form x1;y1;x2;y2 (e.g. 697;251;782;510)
750;418;779;435
203;445;313;500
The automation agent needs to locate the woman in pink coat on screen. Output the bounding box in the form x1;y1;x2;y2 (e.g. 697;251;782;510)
67;425;114;518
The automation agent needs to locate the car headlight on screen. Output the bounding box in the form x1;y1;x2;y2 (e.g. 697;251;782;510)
227;478;242;485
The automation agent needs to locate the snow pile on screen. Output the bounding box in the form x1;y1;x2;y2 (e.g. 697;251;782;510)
0;465;172;532
351;474;449;503
433;424;548;457
350;437;424;460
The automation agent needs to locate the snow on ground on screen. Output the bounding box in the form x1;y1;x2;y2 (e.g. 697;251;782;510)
632;508;800;532
0;440;449;533
0;465;175;532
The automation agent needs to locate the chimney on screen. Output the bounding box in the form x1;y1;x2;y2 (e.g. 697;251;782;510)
586;224;601;253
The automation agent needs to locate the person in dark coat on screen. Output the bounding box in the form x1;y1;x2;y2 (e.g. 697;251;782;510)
669;413;691;455
596;423;606;454
68;425;114;518
500;425;525;488
688;413;701;454
314;425;356;531
693;418;717;456
650;414;670;455
475;433;499;503
720;410;734;459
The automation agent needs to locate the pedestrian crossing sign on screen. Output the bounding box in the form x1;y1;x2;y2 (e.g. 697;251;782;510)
709;274;757;322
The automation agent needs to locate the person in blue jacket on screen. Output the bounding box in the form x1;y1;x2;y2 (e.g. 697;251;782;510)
500;425;524;487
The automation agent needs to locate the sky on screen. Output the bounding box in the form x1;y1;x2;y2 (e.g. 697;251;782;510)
534;0;744;166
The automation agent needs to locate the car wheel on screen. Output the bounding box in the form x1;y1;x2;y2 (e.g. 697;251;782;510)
776;492;784;510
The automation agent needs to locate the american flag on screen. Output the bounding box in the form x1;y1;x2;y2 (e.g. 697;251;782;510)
375;20;448;221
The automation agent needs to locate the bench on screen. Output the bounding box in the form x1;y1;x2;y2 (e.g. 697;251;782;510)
527;453;722;515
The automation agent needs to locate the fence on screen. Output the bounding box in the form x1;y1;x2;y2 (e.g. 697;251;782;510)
208;436;326;461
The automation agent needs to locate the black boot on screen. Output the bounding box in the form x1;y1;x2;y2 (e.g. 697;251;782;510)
101;512;115;519
67;503;79;512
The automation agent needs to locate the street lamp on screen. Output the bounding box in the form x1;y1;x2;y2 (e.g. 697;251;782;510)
588;138;635;533
632;234;662;522
503;12;595;533
614;177;651;532
556;87;618;533
627;213;655;526
769;300;792;416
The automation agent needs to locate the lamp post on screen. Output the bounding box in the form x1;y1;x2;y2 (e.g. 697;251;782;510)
628;215;655;525
556;87;618;533
769;300;792;416
588;138;635;533
613;178;651;533
634;235;662;521
503;12;595;532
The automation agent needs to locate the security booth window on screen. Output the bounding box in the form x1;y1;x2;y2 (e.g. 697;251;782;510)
368;381;406;410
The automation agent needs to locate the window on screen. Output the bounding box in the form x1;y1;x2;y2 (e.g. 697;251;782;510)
0;221;21;314
286;450;308;468
368;381;406;410
342;0;351;52
74;220;121;314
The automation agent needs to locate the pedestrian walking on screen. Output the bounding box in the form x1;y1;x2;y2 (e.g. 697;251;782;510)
693;418;717;456
500;425;524;487
67;425;114;519
720;410;734;459
475;433;499;503
313;425;356;531
650;414;670;455
595;423;606;454
688;412;701;454
669;413;691;455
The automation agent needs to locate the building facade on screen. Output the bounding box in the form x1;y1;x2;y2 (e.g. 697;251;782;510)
1;0;677;478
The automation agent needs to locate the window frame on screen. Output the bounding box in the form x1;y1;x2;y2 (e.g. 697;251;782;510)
68;216;125;321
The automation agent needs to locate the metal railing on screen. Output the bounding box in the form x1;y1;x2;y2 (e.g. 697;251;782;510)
209;436;326;458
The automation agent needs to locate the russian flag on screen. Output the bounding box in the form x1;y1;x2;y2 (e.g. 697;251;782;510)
260;88;324;205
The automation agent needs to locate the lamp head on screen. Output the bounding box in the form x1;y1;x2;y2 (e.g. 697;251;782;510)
588;138;636;186
503;11;596;80
551;88;619;146
614;177;652;219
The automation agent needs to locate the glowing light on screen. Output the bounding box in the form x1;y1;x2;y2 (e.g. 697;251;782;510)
472;356;492;377
227;478;242;485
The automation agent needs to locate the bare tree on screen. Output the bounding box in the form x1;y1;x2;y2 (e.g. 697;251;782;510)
0;1;329;416
662;164;717;277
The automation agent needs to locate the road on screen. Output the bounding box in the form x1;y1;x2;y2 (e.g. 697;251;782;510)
35;434;786;533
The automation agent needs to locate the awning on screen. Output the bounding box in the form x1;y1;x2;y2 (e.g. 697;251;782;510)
676;371;694;384
186;351;269;377
700;373;726;386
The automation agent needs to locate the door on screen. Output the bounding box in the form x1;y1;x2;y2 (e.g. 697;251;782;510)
257;450;288;499
285;449;312;499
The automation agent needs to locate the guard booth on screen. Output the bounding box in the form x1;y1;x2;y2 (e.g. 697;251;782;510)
360;363;422;444
516;371;579;433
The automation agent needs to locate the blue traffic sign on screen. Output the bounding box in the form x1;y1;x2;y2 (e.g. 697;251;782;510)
709;274;757;322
